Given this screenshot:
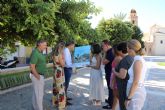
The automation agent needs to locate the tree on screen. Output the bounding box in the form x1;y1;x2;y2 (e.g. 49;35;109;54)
114;12;127;21
0;0;60;47
125;22;144;47
97;19;133;45
54;0;100;45
0;0;101;56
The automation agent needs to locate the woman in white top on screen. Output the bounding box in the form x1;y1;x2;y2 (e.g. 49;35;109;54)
87;44;105;106
125;39;147;110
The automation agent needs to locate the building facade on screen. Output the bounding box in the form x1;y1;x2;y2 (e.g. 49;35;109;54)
145;25;165;56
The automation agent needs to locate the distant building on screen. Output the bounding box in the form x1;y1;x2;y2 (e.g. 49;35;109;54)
7;44;52;65
130;9;138;25
144;24;165;56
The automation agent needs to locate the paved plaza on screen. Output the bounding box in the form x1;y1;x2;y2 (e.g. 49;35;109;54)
0;56;165;110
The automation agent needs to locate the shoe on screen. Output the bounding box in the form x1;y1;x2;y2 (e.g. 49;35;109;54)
105;99;109;104
67;97;72;100
66;101;72;106
95;101;101;106
102;105;112;109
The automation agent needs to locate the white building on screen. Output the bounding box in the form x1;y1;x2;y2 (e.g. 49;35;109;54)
145;25;165;56
7;43;52;64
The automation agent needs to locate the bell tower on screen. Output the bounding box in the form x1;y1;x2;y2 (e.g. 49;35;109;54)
130;9;138;25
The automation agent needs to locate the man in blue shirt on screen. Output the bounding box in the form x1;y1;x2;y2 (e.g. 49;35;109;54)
63;41;75;105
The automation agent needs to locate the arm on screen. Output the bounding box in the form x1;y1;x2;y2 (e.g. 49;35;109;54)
127;60;142;99
58;54;65;67
113;68;127;79
113;56;129;79
90;52;93;65
102;52;109;65
64;48;72;67
102;58;109;65
30;50;40;80
102;49;114;65
30;64;40;80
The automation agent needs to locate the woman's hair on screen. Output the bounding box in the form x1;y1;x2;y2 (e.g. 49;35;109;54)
117;42;128;54
53;42;65;56
91;44;101;54
113;44;120;56
128;39;145;55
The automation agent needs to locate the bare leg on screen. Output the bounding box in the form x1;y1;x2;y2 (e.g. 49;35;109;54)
112;89;119;110
92;99;96;105
95;100;101;106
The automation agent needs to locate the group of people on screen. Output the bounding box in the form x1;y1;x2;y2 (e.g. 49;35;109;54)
30;40;75;110
29;38;147;110
88;39;147;110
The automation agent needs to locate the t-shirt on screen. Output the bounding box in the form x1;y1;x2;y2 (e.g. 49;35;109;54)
115;55;133;81
30;48;47;75
128;55;147;84
104;48;114;75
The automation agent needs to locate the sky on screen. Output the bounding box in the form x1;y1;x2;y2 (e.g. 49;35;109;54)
89;0;165;33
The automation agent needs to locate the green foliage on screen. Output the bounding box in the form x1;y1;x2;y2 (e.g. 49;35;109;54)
0;67;53;90
0;47;16;58
0;0;60;47
0;0;100;57
125;22;144;47
54;0;100;45
97;19;133;45
157;62;165;66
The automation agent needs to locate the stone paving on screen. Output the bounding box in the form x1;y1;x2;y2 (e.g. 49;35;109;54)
0;57;165;110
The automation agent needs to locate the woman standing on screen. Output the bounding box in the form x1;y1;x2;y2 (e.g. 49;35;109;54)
52;42;66;110
88;44;105;106
112;42;134;110
125;39;147;110
110;44;122;110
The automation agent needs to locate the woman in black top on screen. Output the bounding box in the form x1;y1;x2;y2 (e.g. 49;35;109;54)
112;42;133;110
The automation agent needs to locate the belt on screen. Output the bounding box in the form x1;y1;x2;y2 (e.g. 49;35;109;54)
64;67;72;69
31;71;44;75
38;73;44;75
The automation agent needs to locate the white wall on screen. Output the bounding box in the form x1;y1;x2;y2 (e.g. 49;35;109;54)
152;33;165;56
6;45;26;60
18;45;26;57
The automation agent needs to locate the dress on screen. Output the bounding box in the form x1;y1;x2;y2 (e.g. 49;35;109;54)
89;56;105;102
52;55;66;109
110;60;117;89
127;55;147;110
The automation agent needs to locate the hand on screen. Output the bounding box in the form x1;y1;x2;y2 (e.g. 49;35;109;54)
125;100;130;108
110;83;114;89
112;68;116;74
110;78;114;89
35;74;40;80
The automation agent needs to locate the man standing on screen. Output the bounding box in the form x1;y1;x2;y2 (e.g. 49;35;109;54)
30;40;47;110
63;41;75;105
102;40;114;109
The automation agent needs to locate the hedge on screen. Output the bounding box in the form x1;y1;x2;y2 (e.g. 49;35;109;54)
0;67;54;90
